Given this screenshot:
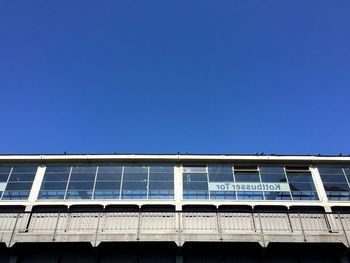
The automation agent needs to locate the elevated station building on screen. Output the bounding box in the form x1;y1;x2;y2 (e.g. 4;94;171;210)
1;153;350;262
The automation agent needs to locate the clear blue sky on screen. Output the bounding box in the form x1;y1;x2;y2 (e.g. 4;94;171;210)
0;1;349;155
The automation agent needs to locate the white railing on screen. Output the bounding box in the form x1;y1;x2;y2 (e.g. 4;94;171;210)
0;211;348;247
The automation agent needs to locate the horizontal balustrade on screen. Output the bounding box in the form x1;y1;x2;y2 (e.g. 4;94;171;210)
0;211;349;247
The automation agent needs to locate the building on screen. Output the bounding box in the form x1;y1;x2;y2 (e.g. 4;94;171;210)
1;153;350;262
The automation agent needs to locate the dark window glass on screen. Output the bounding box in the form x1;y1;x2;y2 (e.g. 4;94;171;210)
318;167;344;175
183;182;208;190
94;191;119;199
323;183;350;191
210;191;235;200
0;166;11;173
291;191;318;200
123;173;148;181
71;166;96;173
321;174;347;183
38;191;65;199
69;173;95;181
45;166;71;173
98;165;123;173
289;182;315;191
122;181;147;190
2;191;29;200
149;165;174;173
96;172;122;181
5;182;33;191
67;181;94;190
237;191;263;200
264;191;292;200
43;172;70;182
149;182;173;190
234;172;260;182
0;174;9;182
8;173;35;182
260;173;287;182
183;190;209;200
95;181;121;190
183;173;207;182
12;166;37;173
149;173;173;181
287;173;314;183
259;166;284;174
208;173;233;182
41;182;67;190
124;165;148;173
66;191;93;199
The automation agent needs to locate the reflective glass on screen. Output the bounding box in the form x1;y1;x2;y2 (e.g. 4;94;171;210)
67;181;94;190
95;181;121;190
318;167;344;175
0;174;9;182
124;165;148;173
122;181;147;190
8;173;35;182
123;173;148;181
183;182;208;190
183;173;207;182
149;182;173;190
149;173;173;181
0;166;11;173
66;191;93;199
234;172;260;182
237;191;263;200
259;166;284;174
264;191;291;200
94;191;119;199
41;182;67;190
43;172;70;182
291;191;318;200
210;191;235;200
260;173;287;182
45;166;71;173
149;165;174;173
98;165;123;173
71;166;96;173
69;173;95;181
208;173;233;182
12;166;37;173
287;173;314;183
96;172;122;181
289;182;315;191
208;165;233;174
5;182;33;191
183;190;209;199
323;183;350;191
38;191;65;199
2;191;29;200
183;166;207;173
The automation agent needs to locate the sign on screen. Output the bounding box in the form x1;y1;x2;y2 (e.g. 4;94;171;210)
208;182;290;192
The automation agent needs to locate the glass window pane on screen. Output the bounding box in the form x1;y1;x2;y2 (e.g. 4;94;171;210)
94;191;119;199
149;182;173;190
210;191;235;200
71;166;97;173
237;191;263;200
208;173;233;182
45;166;71;173
123;173;148;181
38;191;65;199
98;165;123;173
69;173;95;181
0;174;9;182
96;172;122;181
0;166;12;173
260;173;287;183
8;173;35;182
287;173;313;183
260;166;285;174
12;166;37;173
124;165;148;173
67;181;94;190
264;191;291;200
291;191;318;200
149;173;173;181
289;182;315;191
183;190;209;200
183;166;207;173
234;172;260;182
5;182;33;191
321;174;347;183
66;191;92;199
208;165;233;174
149;165;174;173
324;183;350;191
183;182;208;190
122;181;147;190
183;173;207;182
2;191;29;200
318;167;344;175
41;182;67;190
95;181;121;190
43;173;70;182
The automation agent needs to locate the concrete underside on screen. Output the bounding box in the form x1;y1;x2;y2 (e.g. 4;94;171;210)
0;242;349;263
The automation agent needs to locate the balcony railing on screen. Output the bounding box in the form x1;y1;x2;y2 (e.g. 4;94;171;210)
0;211;349;247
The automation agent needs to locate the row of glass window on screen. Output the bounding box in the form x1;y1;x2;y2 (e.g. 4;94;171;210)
0;164;350;201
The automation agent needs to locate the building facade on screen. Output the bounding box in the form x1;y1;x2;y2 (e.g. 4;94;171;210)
1;154;350;262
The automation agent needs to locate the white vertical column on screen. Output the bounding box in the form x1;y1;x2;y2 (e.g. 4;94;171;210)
174;164;183;211
26;164;46;211
310;166;328;205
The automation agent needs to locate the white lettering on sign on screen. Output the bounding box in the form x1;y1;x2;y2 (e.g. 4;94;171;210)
208;182;290;192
